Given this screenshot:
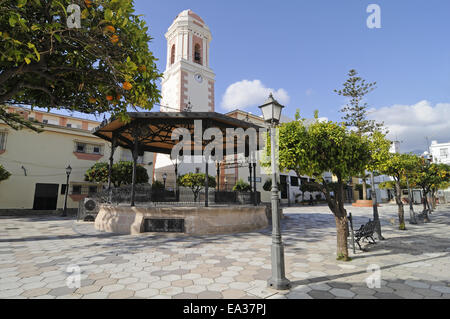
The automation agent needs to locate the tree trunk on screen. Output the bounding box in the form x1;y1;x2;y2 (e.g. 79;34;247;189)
395;181;406;230
335;214;349;261
335;179;350;261
362;179;367;200
423;192;431;222
431;191;437;210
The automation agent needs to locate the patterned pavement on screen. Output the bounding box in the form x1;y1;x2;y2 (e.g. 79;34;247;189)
0;203;449;299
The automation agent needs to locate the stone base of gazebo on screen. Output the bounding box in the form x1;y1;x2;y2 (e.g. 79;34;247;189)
352;200;380;207
94;204;269;235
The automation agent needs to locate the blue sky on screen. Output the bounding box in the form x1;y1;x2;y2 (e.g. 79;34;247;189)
48;0;450;152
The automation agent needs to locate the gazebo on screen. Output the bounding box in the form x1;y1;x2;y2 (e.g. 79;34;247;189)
92;111;264;207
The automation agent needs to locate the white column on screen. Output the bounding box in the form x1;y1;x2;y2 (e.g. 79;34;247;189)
187;33;192;62
202;38;207;67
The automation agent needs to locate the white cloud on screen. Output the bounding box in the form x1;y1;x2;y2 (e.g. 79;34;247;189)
368;100;450;152
220;79;290;110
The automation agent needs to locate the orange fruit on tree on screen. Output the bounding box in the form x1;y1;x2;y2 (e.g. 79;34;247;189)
122;82;132;90
88;97;97;104
84;0;92;8
110;35;119;44
106;95;113;101
138;65;147;72
104;25;115;33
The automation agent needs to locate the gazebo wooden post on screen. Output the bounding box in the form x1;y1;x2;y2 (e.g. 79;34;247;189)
131;127;139;207
216;161;220;192
248;161;253;193
175;157;179;202
108;133;117;203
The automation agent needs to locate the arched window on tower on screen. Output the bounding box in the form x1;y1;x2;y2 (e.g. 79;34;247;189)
170;45;175;65
194;44;202;65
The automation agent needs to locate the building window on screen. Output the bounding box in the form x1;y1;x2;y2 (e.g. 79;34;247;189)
170;44;175;65
194;44;202;64
43;119;48;124
0;131;7;151
440;148;448;159
66;124;72;128
290;176;299;187
195;167;200;174
72;185;82;194
76;142;86;153
74;142;103;155
61;184;67;195
88;186;98;194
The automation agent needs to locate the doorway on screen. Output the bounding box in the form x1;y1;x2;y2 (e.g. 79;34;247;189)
33;183;59;210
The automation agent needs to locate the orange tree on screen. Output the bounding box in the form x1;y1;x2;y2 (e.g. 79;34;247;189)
409;160;450;218
178;173;216;203
0;0;161;130
85;161;148;187
379;153;420;230
274;113;371;261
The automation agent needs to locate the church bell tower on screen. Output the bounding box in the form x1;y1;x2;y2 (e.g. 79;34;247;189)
160;9;215;112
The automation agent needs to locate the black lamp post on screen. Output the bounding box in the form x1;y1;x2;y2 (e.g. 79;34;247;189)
62;165;72;217
259;93;290;290
162;173;167;190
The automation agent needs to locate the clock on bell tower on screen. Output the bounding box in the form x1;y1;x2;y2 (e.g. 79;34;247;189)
160;9;215;112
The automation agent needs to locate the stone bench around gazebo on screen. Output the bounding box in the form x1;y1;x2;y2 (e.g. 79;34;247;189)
94;204;268;235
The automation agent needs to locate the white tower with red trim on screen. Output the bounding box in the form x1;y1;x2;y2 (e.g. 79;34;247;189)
160;9;215;112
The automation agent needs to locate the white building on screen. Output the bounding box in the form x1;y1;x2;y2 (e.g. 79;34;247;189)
430;140;450;165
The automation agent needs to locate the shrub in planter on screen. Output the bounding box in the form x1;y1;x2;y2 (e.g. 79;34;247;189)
233;179;251;192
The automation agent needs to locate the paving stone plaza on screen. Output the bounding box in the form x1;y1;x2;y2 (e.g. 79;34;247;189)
0;204;449;299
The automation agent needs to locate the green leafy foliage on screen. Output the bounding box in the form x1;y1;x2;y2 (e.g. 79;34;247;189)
300;181;322;193
0;105;43;132
379;153;421;228
84;161;149;187
232;179;251;192
273;114;372;260
0;0;161;130
0;164;11;182
178;173;216;202
409;159;450;209
151;180;164;191
262;179;280;192
335;69;383;136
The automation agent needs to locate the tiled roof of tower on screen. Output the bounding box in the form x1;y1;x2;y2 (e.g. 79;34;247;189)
175;9;205;24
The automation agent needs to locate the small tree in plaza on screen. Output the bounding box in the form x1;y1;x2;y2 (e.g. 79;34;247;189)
379;153;421;229
335;69;384;201
0;0;161;130
178;173;216;202
85;161;149;187
276;116;371;261
0;164;11;182
409;160;450;219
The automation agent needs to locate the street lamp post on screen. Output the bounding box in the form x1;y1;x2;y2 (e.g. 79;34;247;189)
162;173;167;190
62;165;72;217
259;94;290;290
